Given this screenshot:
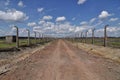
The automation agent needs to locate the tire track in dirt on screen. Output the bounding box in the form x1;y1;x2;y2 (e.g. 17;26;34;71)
0;40;120;80
59;40;101;80
61;40;120;80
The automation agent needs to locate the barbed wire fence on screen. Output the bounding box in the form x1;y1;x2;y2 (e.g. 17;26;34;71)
68;25;120;48
0;25;120;49
0;26;51;49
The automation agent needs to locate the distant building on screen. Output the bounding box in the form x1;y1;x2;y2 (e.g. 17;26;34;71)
6;35;16;43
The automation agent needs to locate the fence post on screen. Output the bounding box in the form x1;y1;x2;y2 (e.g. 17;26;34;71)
81;32;83;42
85;30;88;43
72;36;74;43
42;33;44;42
14;26;19;48
92;28;95;44
34;32;37;44
104;25;109;47
75;33;77;41
39;33;40;43
26;29;30;46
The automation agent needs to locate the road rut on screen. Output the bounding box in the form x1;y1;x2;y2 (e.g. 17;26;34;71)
0;40;120;80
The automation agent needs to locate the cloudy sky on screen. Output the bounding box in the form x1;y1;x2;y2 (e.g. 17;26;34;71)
0;0;120;37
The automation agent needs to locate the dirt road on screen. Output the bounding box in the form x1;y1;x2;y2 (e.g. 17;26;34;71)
0;40;120;80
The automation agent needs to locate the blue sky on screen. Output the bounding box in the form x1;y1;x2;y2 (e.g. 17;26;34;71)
0;0;120;37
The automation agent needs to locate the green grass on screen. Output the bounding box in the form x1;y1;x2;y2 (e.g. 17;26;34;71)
0;39;50;49
108;41;120;48
0;42;16;49
68;38;120;48
0;39;16;48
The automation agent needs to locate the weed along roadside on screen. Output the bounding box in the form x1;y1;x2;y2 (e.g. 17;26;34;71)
0;25;53;50
0;40;120;80
67;24;120;63
72;41;120;64
67;25;120;49
0;31;53;67
0;0;120;80
0;39;51;52
0;40;53;75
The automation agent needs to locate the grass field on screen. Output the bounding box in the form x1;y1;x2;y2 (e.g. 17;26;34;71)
0;38;49;49
69;37;120;48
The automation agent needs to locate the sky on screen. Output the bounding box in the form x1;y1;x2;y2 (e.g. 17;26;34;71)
0;0;120;37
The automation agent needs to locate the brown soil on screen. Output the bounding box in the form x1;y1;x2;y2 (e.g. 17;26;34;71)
0;40;120;80
73;42;120;63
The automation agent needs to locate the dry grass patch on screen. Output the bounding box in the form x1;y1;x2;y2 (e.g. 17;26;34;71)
74;42;120;63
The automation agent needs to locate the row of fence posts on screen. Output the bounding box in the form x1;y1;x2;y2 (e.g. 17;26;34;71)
14;26;46;48
73;25;109;47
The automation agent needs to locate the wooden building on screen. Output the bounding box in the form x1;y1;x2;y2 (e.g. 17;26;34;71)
6;35;16;43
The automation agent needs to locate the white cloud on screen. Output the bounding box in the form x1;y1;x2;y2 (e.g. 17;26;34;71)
107;27;119;32
33;22;75;35
0;29;5;36
33;20;93;37
93;20;103;27
56;16;66;22
25;14;120;37
42;22;54;28
90;18;96;23
18;1;25;7
55;22;75;34
37;8;44;12
38;20;45;25
107;27;120;37
7;27;28;37
109;18;118;22
78;0;86;5
19;28;28;36
98;11;111;19
43;15;53;20
95;26;120;37
31;19;120;37
5;0;10;6
6;26;16;36
74;27;86;32
95;29;104;37
0;9;29;22
80;21;88;25
27;22;37;27
33;26;43;33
